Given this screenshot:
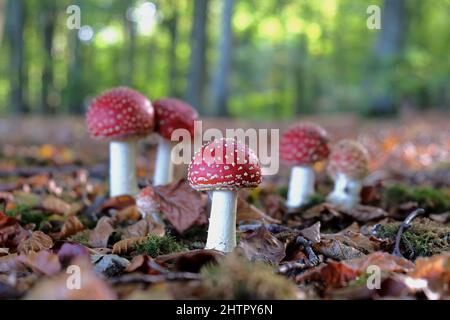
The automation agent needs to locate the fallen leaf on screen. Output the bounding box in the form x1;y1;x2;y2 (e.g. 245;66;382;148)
313;238;365;261
25;257;116;300
101;195;135;212
239;226;286;264
17;250;61;276
299;222;321;244
126;255;167;275
113;205;141;223
56;242;91;266
296;261;359;289
340;205;388;223
237;196;281;224
344;252;414;273
0;254;27;273
18;231;54;254
59;215;84;239
139;180;207;234
112;236;147;255
41;196;73;215
121;217;165;239
156;249;224;273
89;217;114;248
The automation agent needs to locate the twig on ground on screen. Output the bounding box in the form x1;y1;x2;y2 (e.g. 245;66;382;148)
392;208;425;258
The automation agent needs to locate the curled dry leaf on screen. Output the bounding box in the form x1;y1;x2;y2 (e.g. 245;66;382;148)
59;215;84;239
299;222;321;244
18;231;54;254
121;217;165;240
139;180;207;234
239;226;286;264
41;196;74;215
126;254;167;275
340;205;388;223
113;205;141;223
0;254;27;274
112;236;147;255
89;217;114;248
296;260;359;289
101;195;135;212
313;238;365;261
17;250;61;276
409;253;450;298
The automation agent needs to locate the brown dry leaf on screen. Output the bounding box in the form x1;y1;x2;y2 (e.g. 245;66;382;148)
126;254;167;275
296;261;359;289
89;217;114;248
340;205;388;223
344;252;415;273
101;195;135;211
17;250;61;276
156;249;224;273
0;211;17;227
25;257;116;300
18;231;54;254
313;238;365;261
239;226;286;264
59;215;84;239
303;203;342;220
112;236;147;255
113;205;141;223
0;254;27;273
140;180;207;234
121;217;165;239
41;196;73;215
409;253;450;298
0;247;9;256
321;229;381;254
299;222;321;244
237;196;281;224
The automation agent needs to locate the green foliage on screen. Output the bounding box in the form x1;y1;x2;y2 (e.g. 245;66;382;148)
382;184;450;214
377;218;450;258
6;205;48;229
68;230;91;247
201;252;298;299
136;235;186;258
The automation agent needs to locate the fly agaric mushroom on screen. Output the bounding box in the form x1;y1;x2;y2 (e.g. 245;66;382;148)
280;123;330;209
153;98;198;186
188;138;262;252
86;87;154;197
326;139;370;209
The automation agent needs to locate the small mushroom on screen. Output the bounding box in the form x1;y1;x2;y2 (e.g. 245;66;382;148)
153;98;198;186
280;123;330;209
326;139;370;209
188;138;262;252
86;87;155;197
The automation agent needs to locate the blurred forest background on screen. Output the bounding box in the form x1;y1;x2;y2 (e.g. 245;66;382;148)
0;0;448;119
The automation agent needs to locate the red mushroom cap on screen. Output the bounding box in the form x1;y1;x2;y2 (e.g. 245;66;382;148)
327;140;370;180
280;123;330;165
86;87;154;140
188;138;262;191
153;98;199;140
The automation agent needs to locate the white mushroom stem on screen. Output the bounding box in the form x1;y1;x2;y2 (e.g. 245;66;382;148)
286;165;315;209
153;137;175;186
327;172;362;209
205;190;237;252
109;140;138;197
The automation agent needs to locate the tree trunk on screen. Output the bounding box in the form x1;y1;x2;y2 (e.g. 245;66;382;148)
67;0;83;114
0;0;6;48
8;0;27;114
186;0;208;113
166;4;179;97
40;1;57;114
211;0;234;117
123;0;136;86
293;35;309;115
366;0;407;116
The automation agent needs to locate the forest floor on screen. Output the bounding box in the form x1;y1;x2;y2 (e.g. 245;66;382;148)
0;112;449;299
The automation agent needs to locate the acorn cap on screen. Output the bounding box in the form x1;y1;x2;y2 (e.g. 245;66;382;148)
280;123;330;165
153;98;198;140
188;138;262;191
86;87;154;140
327;139;370;180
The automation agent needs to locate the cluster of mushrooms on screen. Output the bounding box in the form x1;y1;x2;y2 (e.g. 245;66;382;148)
86;87;370;253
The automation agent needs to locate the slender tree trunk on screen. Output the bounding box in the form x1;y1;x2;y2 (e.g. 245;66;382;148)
123;0;136;86
366;0;407;116
186;0;208;113
211;0;234;117
0;0;6;48
67;0;83;114
40;1;57;114
293;35;308;115
167;4;179;97
8;0;27;114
